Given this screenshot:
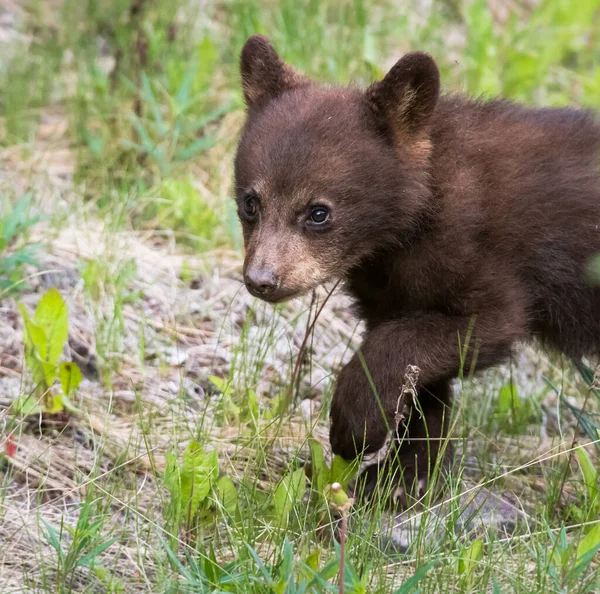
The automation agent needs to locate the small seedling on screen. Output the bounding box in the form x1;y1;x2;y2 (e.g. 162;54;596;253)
17;288;83;414
42;488;118;593
308;438;359;509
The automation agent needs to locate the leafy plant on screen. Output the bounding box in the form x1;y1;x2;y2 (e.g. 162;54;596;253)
530;524;600;593
308;439;359;507
120;69;229;176
163;440;238;547
273;467;307;529
161;536;246;592
0;193;42;295
494;381;540;434
209;374;282;427
567;447;600;525
43;489;119;593
457;539;484;590
242;539;434;594
17;288;83;413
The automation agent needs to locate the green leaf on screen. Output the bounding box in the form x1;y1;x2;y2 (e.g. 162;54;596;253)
330;455;359;489
33;288;68;367
202;543;221;585
308;438;327;494
576;447;599;508
19;303;51;386
273;467;306;526
164;451;181;496
207;376;227;392
46;394;65;414
163;451;182;525
180;442;219;522
304;550;320;574
59;361;83;397
498;381;521;414
216;476;238;517
160;535;193;581
76;536;119;568
576;524;600;566
305;554;339;588
458;539;483;578
11;394;42;416
243;388;259;423
42;519;64;562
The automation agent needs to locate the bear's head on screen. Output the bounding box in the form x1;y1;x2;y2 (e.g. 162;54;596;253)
234;35;439;302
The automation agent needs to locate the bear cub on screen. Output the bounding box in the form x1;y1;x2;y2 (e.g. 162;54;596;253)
234;35;600;503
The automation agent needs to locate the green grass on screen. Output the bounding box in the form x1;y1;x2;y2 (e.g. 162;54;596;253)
1;0;600;592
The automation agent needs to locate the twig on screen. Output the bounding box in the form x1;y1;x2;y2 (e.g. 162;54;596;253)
339;506;347;594
285;281;341;411
330;485;354;594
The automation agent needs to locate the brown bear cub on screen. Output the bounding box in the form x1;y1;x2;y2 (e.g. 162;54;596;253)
234;35;600;503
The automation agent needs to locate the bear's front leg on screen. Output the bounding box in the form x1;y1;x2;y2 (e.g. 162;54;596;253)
358;379;454;507
329;310;523;502
329;314;462;461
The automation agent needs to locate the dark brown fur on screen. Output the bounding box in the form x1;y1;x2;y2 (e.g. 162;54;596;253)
234;35;600;495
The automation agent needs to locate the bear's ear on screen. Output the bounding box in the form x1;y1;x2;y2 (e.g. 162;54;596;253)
365;52;440;143
240;35;307;108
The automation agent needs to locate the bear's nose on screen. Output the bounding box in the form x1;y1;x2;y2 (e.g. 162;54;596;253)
244;267;278;297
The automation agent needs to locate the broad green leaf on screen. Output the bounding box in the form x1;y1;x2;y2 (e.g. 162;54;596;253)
164;451;182;525
308;438;326;493
576;447;599;506
458;539;483;578
11;394;42;416
59;361;83;397
273;467;306;525
279;538;294;580
498;381;521;413
330;455;359;489
180;442;219;521
33;288;68;367
216;476;238;517
208;375;229;394
304;550;320;574
576;524;600;565
164;451;181;496
19;303;51;386
46;394;64;414
243;388;259;422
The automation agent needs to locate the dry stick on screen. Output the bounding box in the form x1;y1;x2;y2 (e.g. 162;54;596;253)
294;289;318;402
339;507;346;594
284;281;341;412
335;498;353;594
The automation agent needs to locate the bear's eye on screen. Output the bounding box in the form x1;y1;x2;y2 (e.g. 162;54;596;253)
307;206;330;226
243;194;259;219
